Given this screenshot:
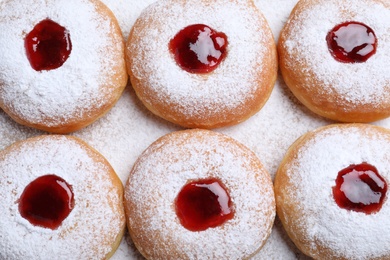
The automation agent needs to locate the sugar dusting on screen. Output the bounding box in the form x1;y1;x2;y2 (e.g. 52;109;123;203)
100;0;156;40
0;135;124;259
280;125;390;259
125;130;275;259
281;0;390;108
0;0;123;127
127;0;274;122
1;0;390;259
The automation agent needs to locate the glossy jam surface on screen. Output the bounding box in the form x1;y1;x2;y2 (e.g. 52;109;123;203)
25;19;72;71
332;163;387;214
326;21;377;63
175;178;234;231
19;174;75;229
169;24;228;74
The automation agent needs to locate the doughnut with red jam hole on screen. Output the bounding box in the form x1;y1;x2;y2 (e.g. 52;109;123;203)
126;0;277;129
124;129;275;259
278;0;390;122
0;0;127;133
0;135;125;259
275;124;390;259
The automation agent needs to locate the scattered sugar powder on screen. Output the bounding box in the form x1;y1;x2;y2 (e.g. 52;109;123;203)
125;130;275;259
127;0;275;123
100;0;156;40
0;135;124;259
0;0;124;127
280;125;390;259
4;0;390;259
281;0;390;108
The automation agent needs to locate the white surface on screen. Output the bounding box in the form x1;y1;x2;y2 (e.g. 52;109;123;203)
1;0;389;259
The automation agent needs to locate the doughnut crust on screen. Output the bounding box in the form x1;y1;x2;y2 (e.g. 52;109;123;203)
0;0;127;133
278;0;390;122
124;129;275;259
126;0;277;129
0;135;125;259
275;124;390;259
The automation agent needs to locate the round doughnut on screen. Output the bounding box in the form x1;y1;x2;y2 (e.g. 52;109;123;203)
0;0;127;133
124;129;275;259
126;0;277;129
275;123;390;259
0;135;125;259
278;0;390;123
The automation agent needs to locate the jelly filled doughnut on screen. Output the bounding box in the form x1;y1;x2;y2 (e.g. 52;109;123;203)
0;0;127;133
124;129;275;259
275;124;390;259
126;0;277;129
278;0;390;123
0;135;125;259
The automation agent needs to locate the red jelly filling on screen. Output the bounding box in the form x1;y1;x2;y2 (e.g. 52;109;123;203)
169;24;228;73
18;174;75;230
25;19;72;71
332;163;387;214
326;21;377;63
175;178;234;231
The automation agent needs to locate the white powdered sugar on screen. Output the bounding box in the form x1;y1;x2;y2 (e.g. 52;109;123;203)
125;130;275;259
281;0;390;108
127;0;274;122
2;0;390;259
0;135;124;259
280;125;390;259
0;0;123;127
100;0;156;40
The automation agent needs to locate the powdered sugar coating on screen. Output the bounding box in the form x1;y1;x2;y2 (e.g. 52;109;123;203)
0;0;369;258
125;129;276;259
127;0;276;128
0;135;125;259
100;0;156;40
0;0;125;130
280;0;390;114
276;124;390;259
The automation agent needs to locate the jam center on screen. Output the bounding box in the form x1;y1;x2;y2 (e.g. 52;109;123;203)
332;163;387;214
18;174;75;229
25;18;72;71
326;21;377;63
169;24;228;74
175;178;234;231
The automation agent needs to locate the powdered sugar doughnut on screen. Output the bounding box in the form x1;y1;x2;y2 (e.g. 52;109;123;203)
278;0;390;122
126;0;277;129
124;129;275;259
0;0;127;133
0;135;125;259
275;124;390;259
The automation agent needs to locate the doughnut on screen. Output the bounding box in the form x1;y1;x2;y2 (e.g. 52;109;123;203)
278;0;390;123
0;135;125;259
126;0;277;129
0;0;127;133
275;123;390;259
124;129;275;259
